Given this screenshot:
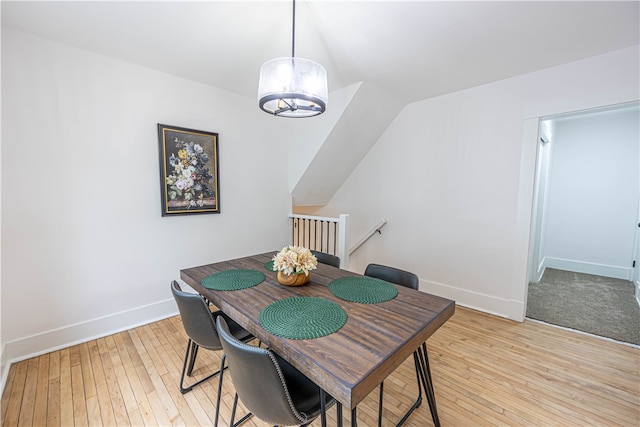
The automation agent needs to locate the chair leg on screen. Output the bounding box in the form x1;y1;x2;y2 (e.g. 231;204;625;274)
224;358;253;427
186;341;199;376
214;354;225;427
179;339;195;394
179;339;227;394
229;392;238;427
228;391;253;427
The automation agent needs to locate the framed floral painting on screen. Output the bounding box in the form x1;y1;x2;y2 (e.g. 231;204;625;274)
157;124;220;216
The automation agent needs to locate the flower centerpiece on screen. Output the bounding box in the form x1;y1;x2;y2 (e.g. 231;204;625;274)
272;246;318;286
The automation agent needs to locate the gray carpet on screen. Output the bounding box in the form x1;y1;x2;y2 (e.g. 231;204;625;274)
526;268;640;345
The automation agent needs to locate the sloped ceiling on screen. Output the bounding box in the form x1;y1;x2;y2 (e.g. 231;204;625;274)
3;1;639;205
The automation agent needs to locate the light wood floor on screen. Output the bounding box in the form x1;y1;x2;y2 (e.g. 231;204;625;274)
2;306;639;426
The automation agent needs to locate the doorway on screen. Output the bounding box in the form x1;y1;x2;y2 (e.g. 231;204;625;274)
526;102;640;343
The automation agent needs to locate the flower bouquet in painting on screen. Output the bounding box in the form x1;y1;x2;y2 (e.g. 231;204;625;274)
272;246;318;286
166;139;214;208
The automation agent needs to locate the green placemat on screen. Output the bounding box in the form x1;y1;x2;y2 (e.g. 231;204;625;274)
328;276;398;304
259;297;347;340
264;260;276;272
201;269;265;291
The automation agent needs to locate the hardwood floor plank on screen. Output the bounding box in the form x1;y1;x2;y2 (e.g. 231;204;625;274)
46;351;61;427
69;345;81;368
100;348;130;425
143;390;173;427
59;348;74;426
96;337;109;356
4;361;27;426
122;331;153;393
2;307;638;427
16;358;38;426
125;408;145;427
86;395;102;427
32;353;49;427
78;342;97;399
1;362;18;425
71;364;89;427
88;338;116;426
105;334;138;417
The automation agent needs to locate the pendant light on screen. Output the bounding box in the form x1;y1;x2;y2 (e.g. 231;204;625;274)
257;0;328;117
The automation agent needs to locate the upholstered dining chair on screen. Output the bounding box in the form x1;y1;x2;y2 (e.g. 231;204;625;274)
311;250;341;268
171;281;254;426
216;316;336;427
364;264;439;427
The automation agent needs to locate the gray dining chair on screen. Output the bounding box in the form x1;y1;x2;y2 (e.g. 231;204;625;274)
364;263;439;427
171;281;254;426
216;316;336;427
311;250;341;268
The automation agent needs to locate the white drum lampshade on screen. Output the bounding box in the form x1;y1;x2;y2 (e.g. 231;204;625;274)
258;57;327;118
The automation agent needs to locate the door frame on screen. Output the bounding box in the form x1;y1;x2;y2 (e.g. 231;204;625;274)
521;101;640;320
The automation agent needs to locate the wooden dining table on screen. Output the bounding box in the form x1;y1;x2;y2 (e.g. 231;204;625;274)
180;252;455;426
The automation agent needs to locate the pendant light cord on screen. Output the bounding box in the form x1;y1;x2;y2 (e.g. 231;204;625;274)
291;0;296;58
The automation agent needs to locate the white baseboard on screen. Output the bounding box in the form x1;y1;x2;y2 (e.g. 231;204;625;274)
544;257;632;281
1;298;178;396
420;279;526;322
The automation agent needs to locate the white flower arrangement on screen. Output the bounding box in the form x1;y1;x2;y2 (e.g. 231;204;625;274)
272;246;318;276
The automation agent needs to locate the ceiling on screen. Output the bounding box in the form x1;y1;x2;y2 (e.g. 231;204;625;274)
2;1;639;106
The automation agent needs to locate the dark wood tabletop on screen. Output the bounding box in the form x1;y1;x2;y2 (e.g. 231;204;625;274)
180;252;455;409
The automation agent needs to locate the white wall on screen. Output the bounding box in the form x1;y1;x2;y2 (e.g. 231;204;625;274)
540;108;639;280
0;28;292;376
304;45;640;321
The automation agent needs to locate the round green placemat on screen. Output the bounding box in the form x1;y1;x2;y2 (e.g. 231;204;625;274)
328;276;398;304
201;269;265;291
264;260;276;272
259;297;347;340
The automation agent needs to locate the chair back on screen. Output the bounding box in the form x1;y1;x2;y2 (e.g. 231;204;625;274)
171;281;222;351
364;263;419;290
216;317;311;426
311;250;341;268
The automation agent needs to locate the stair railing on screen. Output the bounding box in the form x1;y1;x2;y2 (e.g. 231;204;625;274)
349;219;387;255
289;214;350;269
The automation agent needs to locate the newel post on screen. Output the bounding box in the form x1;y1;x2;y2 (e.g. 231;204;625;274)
338;214;350;270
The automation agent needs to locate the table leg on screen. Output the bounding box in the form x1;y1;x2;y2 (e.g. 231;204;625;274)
336;403;343;427
417;343;440;427
378;381;384;427
351;407;358;427
320;389;327;427
394;351;423;427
